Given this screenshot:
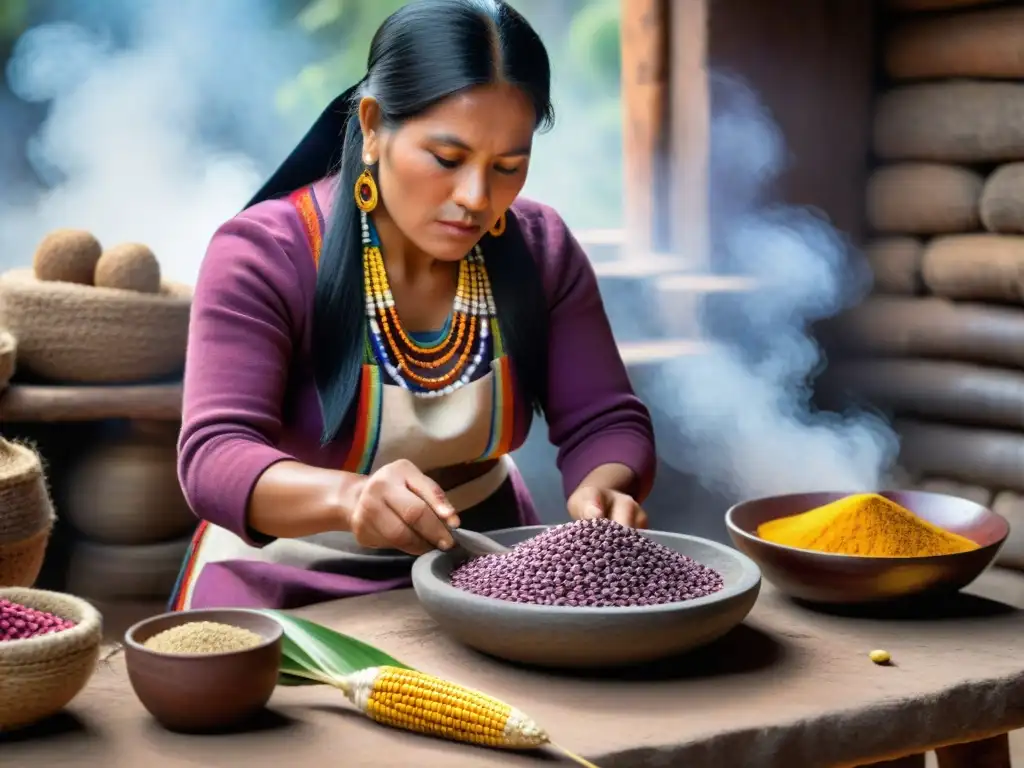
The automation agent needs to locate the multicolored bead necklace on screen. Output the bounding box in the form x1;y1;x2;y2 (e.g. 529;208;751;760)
361;210;496;398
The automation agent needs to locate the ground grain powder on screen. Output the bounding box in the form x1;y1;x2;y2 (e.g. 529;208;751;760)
143;621;264;654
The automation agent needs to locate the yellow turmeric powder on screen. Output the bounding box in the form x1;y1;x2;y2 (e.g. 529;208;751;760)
756;493;979;557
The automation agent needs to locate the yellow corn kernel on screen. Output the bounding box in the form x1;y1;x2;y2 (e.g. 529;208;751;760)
343;666;548;749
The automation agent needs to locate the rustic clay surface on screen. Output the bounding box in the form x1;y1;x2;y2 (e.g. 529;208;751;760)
981;163;1024;234
886;7;1024;81
897;418;1024;492
921;234;1024;303
2;570;1024;767
826;358;1024;431
866;163;982;235
831;296;1024;370
874;82;1024;163
865;237;924;295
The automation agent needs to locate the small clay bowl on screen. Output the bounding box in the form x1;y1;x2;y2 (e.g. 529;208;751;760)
726;490;1010;605
413;525;762;669
124;608;282;733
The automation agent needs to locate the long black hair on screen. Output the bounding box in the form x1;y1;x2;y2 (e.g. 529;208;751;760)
249;0;554;445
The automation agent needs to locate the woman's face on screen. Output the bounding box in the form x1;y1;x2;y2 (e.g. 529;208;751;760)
360;82;535;262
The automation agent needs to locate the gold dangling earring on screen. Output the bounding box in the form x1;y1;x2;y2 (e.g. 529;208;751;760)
489;211;506;237
354;167;378;213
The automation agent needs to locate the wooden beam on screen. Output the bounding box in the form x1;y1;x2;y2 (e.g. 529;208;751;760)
620;0;670;255
704;0;875;244
619;338;707;366
0;384;182;423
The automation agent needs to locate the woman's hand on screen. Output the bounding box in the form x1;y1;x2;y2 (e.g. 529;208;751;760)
567;485;649;529
347;459;460;555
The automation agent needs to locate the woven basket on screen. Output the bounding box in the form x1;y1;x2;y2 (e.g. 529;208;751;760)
66;537;191;601
0;587;102;731
66;433;194;545
0;269;191;383
0;440;55;587
0;331;15;389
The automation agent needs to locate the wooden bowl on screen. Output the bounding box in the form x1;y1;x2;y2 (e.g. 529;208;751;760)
124;608;282;733
726;490;1009;605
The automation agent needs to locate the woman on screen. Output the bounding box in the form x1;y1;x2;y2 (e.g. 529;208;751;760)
170;0;656;611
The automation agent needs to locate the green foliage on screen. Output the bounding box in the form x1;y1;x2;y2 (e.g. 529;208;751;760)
275;0;410;132
567;0;620;93
0;0;29;43
277;0;624;228
257;610;414;686
296;0;346;33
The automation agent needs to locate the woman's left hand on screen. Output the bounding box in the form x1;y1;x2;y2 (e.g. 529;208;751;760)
567;485;649;529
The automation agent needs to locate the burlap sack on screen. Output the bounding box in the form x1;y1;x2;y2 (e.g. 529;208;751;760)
864;238;924;295
866;164;982;234
0;587;102;731
825;358;1024;430
874;82;1024;163
830;296;1024;368
0;330;15;389
66;536;191;601
980;163;1024;234
920;234;1024;303
0;440;55;587
897;418;1024;492
992;491;1024;570
916;478;992;508
886;7;1024;80
66;433;194;546
887;0;1004;10
0;269;191;384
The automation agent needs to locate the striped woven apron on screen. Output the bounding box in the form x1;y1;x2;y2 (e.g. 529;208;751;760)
169;185;519;610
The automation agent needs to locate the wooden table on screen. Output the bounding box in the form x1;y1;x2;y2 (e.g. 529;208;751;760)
3;569;1023;767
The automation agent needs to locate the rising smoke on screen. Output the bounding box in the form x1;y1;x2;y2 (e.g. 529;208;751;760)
651;73;899;501
1;3;898;501
1;0;309;284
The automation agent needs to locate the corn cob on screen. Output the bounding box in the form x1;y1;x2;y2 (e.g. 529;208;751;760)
342;665;548;749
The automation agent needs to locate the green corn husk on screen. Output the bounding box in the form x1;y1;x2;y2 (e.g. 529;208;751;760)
256;610;412;686
257;609;599;767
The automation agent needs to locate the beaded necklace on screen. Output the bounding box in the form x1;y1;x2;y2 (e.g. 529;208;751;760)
361;210;497;398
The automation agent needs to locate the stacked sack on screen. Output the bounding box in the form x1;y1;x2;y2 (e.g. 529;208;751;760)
0;229;194;604
828;0;1024;570
0;438;56;588
64;422;194;607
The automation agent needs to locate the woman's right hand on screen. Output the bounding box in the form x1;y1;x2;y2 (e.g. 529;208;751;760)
347;459;461;555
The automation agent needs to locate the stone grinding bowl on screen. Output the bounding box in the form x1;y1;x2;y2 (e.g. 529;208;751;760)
726;490;1010;605
0;587;103;731
412;525;762;669
124;608;282;733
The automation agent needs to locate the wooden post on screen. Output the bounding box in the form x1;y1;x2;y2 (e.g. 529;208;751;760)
667;0;710;269
620;0;670;256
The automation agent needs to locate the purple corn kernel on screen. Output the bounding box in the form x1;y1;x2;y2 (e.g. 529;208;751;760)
450;519;725;607
0;598;77;641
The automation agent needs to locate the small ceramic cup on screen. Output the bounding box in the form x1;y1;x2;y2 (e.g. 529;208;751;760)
123;608;283;733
